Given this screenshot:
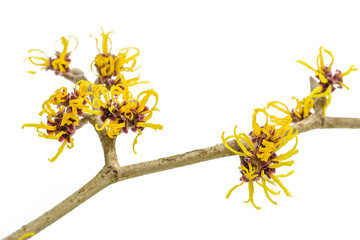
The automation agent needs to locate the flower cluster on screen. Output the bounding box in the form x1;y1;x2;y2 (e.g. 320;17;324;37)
85;84;162;153
267;96;314;124
26;36;78;75
222;46;357;208
91;28;146;87
297;47;357;116
222;108;298;209
23;29;162;162
22;80;92;162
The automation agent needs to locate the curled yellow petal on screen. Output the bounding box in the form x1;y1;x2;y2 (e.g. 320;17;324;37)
266;101;290;115
318;73;328;84
225;182;244;199
125;75;149;87
67;35;79;52
106;122;126;138
83;108;103;115
67;136;74;149
318;46;325;70
238;133;255;151
233;126;253;157
322;47;334;69
310;86;324;97
271;174;292;197
136;122;163;131
246;180;261;210
49;140;67;162
269;160;294;169
75;80;93;97
339;65;357;77
257;177;279;205
276;170;295;178
252;108;268;137
90;60;101;78
339;81;350;90
25;49;50;71
101;28;113;55
302;96;314;118
18;232;35;240
221;132;246;157
297;60;318;73
137;89;159;115
132;129;143;154
322;91;332;117
95;118;110;131
275;136;298;161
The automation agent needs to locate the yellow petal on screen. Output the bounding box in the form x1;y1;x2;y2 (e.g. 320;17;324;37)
225;182;244;199
18;232;35;240
132;129;143;154
49;140;67;162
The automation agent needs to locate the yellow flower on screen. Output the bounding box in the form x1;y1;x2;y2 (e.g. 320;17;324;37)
91;29;115;79
85;84;163;153
114;47;140;76
297;47;357;116
267;96;314;123
222;108;298;209
39;80;92;125
22;81;92;162
25;36;77;75
39;87;68;121
22;112;76;162
51;36;78;75
68;80;93;116
91;28;143;87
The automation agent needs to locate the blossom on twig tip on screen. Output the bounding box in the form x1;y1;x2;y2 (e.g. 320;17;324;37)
297;47;357;116
91;28;145;87
25;36;78;75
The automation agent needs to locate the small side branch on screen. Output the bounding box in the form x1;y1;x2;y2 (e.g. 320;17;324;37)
75;116;89;130
60;68;88;84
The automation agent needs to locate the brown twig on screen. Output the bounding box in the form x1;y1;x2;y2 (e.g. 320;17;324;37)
75;116;89;130
60;68;88;84
4;119;120;240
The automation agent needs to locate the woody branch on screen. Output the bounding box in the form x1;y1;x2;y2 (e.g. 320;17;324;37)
4;76;360;240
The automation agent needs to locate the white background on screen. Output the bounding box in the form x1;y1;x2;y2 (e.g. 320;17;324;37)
1;0;360;239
